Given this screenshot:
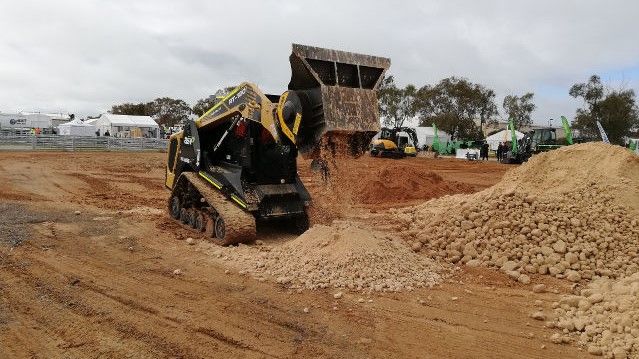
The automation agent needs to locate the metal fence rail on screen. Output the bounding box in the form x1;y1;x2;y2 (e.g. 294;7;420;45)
0;135;168;151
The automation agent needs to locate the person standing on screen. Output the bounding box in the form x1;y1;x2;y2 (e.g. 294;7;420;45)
497;142;503;162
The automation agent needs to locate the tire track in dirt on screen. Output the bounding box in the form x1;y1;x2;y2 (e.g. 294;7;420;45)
2;216;347;358
0;251;268;358
0;152;592;359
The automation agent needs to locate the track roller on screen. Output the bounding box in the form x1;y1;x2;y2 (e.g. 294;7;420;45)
192;211;206;232
180;172;256;246
179;208;190;225
169;196;181;220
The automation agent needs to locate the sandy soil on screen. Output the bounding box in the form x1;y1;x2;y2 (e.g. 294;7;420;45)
0;152;591;358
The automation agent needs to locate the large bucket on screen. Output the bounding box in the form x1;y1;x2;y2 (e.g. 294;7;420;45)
287;44;390;156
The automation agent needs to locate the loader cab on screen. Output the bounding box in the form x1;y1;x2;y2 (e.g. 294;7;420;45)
198;117;298;186
532;128;556;145
531;128;559;152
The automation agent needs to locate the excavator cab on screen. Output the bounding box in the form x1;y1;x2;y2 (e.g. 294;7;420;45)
396;131;418;156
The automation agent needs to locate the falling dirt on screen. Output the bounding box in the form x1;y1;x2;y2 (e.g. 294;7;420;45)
354;166;474;205
298;154;503;225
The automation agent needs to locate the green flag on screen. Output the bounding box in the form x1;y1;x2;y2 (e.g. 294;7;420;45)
432;123;440;153
508;118;518;155
561;116;573;145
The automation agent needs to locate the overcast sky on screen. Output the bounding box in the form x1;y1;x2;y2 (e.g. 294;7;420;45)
1;0;638;125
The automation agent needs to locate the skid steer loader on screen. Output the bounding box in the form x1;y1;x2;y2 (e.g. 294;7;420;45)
165;44;390;245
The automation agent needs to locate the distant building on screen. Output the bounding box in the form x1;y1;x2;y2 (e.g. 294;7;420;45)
410;126;452;148
91;114;160;138
0;112;70;130
58;118;97;136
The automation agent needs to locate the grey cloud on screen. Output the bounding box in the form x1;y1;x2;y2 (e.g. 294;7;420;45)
0;0;638;123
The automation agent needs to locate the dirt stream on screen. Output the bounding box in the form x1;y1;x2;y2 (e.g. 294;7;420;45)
0;151;590;358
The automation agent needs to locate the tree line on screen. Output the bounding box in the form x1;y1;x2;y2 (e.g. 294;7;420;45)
110;74;638;145
378;74;638;145
109;87;234;127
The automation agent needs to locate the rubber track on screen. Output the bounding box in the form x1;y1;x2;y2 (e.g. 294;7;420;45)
182;172;256;245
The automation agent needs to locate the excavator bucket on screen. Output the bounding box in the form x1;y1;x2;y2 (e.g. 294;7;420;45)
288;44;390;156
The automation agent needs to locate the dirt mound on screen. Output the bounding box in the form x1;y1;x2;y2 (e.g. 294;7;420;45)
491;142;639;209
355;165;474;205
392;143;639;282
550;274;639;358
304;157;476;224
213;222;447;292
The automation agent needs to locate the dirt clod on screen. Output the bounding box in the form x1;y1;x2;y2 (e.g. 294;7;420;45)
532;284;547;293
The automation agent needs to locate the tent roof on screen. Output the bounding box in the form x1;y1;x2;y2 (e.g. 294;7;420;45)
410;126;450;137
59;118;96;127
486;129;525;141
100;114;158;127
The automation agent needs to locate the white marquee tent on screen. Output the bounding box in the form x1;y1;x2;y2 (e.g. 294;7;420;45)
486;129;525;150
57;118;97;136
412;126;451;148
92;114;159;138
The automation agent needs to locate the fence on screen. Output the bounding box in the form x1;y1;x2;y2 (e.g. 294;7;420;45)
0;135;168;152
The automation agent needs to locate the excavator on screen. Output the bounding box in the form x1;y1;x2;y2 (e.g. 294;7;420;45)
370;127;418;158
165;44;390;245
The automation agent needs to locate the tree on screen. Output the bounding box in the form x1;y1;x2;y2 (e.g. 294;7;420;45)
110;102;150;116
377;75;419;128
192;86;236;117
147;97;193;126
417;77;498;140
502;92;536;129
569;75;639;144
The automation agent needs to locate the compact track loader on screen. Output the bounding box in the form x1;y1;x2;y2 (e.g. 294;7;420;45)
165;44;390;245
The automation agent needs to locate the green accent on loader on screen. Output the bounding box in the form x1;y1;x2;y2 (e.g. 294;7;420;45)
508;118;518;155
432;123;440;153
561;116;573;145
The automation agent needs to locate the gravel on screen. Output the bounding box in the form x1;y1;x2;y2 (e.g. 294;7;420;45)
0;203;50;246
211;222;448;292
393;143;639;283
551;273;639;358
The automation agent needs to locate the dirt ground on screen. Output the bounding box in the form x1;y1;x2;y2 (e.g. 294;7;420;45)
0;152;591;358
